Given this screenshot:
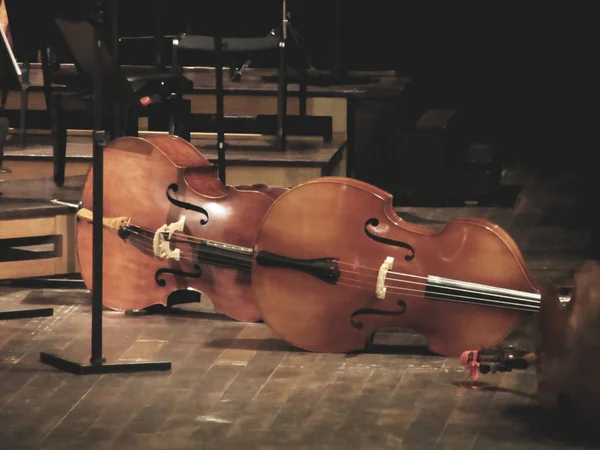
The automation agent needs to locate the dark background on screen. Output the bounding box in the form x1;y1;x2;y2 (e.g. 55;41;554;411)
6;0;595;172
110;1;594;169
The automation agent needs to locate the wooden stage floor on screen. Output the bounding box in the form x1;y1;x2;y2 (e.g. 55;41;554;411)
0;166;597;450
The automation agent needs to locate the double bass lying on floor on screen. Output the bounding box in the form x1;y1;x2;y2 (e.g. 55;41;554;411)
79;145;540;356
249;176;541;356
76;135;286;322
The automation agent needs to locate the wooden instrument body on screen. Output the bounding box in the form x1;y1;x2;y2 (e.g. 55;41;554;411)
0;1;11;47
77;135;285;322
252;177;539;356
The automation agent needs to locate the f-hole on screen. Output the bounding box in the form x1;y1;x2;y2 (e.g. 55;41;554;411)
364;218;415;261
167;183;209;225
350;300;407;329
155;264;202;286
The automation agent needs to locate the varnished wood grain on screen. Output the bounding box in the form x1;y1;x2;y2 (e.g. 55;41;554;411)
77;135;285;322
252;176;539;356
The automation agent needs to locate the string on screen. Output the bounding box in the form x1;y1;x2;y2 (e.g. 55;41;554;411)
337;269;540;306
124;224;537;302
111;224;540;311
121;229;253;272
336;278;539;311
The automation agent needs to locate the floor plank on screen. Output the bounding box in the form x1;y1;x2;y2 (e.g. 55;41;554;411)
1;164;598;449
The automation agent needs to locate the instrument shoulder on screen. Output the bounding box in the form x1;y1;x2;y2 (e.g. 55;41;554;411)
300;176;393;201
445;216;540;292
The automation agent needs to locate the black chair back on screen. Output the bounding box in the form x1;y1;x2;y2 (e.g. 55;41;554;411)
0;22;20;91
53;16;135;106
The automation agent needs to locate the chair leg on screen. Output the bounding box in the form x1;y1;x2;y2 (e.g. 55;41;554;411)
276;33;287;152
124;105;139;137
0;116;9;176
18;54;31;148
50;95;67;186
172;97;191;141
18;89;29;148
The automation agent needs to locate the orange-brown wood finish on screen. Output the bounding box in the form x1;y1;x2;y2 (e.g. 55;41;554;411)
0;1;11;48
251;176;540;356
77;135;286;322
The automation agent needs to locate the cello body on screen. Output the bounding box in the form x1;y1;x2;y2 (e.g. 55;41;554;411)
251;177;540;356
76;135;286;322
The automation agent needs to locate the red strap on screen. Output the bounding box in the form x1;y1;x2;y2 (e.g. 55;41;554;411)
460;350;480;381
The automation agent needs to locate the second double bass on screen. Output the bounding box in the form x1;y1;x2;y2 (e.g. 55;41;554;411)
250;177;540;356
76;135;285;322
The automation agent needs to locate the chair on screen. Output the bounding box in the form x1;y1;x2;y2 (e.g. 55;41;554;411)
172;33;282;183
5;0;194;186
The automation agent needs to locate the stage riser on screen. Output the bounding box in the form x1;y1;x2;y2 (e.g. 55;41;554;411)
2;92;348;135
1;158;346;188
0;161;91;181
0;215;77;280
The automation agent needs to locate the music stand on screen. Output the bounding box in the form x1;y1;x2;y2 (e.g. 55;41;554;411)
38;6;171;374
268;0;374;86
0;26;54;321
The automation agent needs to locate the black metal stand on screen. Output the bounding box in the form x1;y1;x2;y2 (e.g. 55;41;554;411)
0;308;54;321
0;21;56;321
39;2;170;374
110;0;122;140
267;0;373;87
0;115;8;188
276;0;288;152
308;0;372;85
214;35;227;183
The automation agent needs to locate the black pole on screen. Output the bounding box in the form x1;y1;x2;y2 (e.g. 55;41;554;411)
39;1;170;374
111;0;118;62
90;3;105;365
154;0;163;68
110;0;121;139
214;35;226;183
276;0;287;151
332;0;342;81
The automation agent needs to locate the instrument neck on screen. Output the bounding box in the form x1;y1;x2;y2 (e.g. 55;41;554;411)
123;224;254;272
422;275;541;313
182;237;254;272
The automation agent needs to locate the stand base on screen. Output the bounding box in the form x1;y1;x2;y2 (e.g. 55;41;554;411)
1;276;86;290
40;352;172;375
0;308;54;321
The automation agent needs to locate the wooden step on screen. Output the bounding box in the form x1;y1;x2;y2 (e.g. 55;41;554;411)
0;177;80;280
2;132;347;188
1;66;403;137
